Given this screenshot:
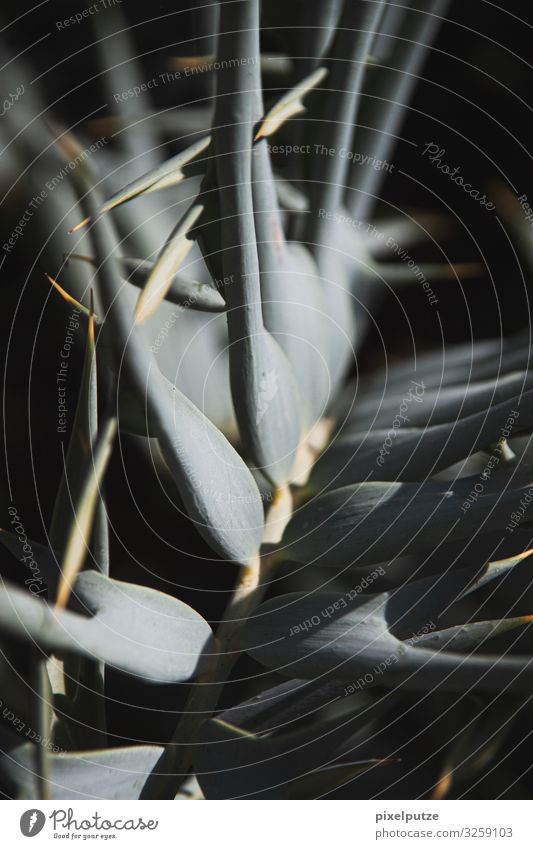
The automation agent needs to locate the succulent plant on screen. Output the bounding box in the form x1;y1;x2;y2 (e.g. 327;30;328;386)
2;0;533;803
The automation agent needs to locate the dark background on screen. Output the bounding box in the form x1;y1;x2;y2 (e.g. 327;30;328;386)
1;1;532;797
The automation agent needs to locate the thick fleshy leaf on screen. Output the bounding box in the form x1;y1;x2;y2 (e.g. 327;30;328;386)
282;473;533;567
359;333;532;398
409;617;533;652
55;128;264;564
274;176;309;212
46;281;229;439
243;589;533;693
358;337;501;395
243;590;398;680
252;140;330;427
311;389;532;489
373;549;533;639
0;571;213;684
344;371;531;433
224;291;303;488
307;205;369;393
220;680;342;733
212;4;302;486
2;744;163;800
458;549;533;600
116;370;181;436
